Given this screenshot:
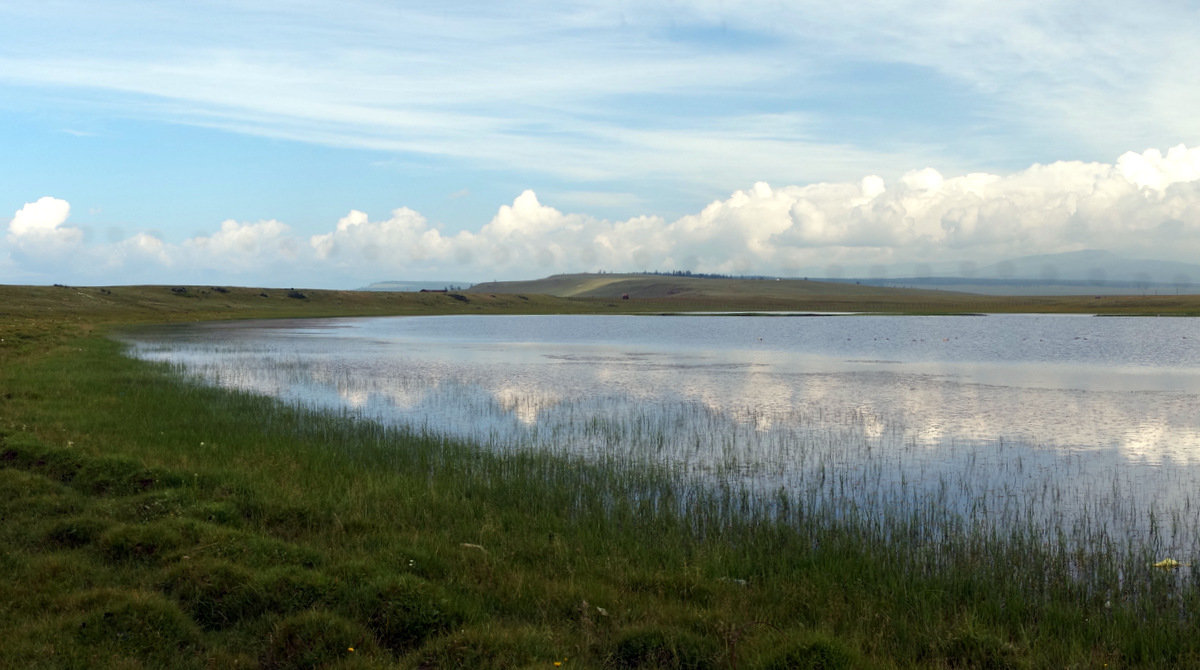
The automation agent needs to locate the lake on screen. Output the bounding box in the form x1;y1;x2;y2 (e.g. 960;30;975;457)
118;313;1200;555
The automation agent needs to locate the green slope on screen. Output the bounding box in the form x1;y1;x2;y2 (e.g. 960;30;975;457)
469;273;957;300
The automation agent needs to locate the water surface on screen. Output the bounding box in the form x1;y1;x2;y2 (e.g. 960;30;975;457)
119;313;1200;553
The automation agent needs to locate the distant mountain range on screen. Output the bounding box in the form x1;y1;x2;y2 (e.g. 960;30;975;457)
977;249;1200;284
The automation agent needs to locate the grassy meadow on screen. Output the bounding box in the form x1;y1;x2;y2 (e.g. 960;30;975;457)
3;282;1200;668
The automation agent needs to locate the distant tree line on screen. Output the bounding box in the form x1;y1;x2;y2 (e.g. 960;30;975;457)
594;269;778;280
640;270;776;280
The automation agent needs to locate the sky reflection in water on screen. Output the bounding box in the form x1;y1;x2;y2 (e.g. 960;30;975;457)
120;313;1200;553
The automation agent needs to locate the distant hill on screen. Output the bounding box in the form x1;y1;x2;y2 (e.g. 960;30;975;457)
829;277;1200;296
977;249;1200;285
467;273;969;305
834;250;1200;295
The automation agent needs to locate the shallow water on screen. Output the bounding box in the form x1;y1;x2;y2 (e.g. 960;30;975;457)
119;313;1200;554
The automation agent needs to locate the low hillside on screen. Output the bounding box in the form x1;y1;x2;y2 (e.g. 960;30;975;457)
0;284;593;365
469;273;957;300
467;273;1200;314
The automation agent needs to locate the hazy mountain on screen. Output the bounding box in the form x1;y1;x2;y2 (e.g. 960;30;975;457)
975;249;1200;284
834;250;1200;295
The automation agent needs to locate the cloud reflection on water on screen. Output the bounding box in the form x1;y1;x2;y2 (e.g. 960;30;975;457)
119;314;1200;553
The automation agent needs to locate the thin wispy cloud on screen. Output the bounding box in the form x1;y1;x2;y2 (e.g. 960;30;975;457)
2;2;1199;286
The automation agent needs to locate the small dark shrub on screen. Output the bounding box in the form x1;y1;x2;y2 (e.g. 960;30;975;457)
612;626;717;670
287;290;307;299
261;610;375;670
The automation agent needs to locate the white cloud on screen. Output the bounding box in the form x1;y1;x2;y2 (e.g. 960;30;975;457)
6;196;83;256
183;218;296;271
9;196;73;237
308;145;1200;279
8;145;1200;286
310;207;456;268
109;233;172;269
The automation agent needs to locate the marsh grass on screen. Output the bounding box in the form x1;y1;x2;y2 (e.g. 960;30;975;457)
4;291;1200;666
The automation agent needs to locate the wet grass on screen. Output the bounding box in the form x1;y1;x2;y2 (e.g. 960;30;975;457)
3;284;1200;667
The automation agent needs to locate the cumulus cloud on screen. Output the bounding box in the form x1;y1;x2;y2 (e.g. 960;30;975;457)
178;218;306;282
8;145;1200;286
6;196;83;254
297;146;1200;280
311;207;454;267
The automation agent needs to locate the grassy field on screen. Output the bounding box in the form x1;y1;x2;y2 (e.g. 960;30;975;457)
3;282;1200;668
471;272;1200;315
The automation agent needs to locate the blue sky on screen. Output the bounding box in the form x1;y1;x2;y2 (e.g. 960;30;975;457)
4;1;1200;287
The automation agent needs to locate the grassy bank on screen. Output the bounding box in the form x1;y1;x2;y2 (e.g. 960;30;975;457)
3;285;1200;668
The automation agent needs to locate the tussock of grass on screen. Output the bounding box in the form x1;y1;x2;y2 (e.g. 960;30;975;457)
262;610;379;669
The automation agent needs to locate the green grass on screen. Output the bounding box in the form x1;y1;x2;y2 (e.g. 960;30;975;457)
470;272;1200;315
3;284;1200;667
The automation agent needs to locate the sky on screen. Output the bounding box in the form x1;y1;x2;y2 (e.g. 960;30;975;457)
4;1;1200;288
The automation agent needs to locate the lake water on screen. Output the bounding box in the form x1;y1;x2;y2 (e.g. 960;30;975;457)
118;313;1200;554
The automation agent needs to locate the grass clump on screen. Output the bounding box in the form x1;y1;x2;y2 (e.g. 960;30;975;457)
923;627;1025;670
161;558;266;630
97;520;188;564
407;624;558;669
756;636;857;670
339;573;462;653
0;467;72;506
255;565;335;615
610;625;719;669
41;513;112;549
71;454;165;495
70;589;203;668
261;610;377;670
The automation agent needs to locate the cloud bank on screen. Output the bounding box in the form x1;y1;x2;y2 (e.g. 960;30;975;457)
8;145;1200;287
